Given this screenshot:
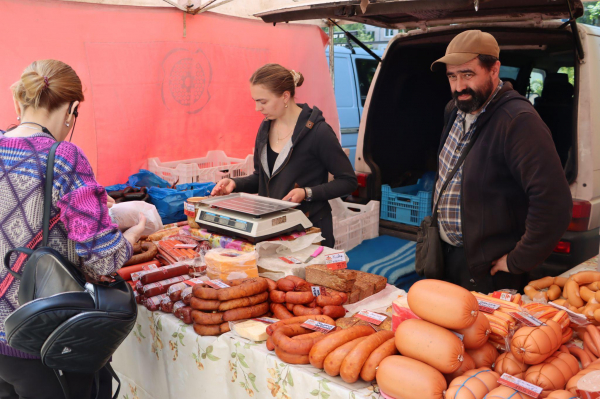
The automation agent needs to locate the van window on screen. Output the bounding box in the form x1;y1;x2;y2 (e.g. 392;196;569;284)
528;68;546;104
499;66;520;80
355;58;379;106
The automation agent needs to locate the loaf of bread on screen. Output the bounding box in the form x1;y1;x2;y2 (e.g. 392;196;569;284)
335;314;392;330
305;265;357;292
356;271;387;293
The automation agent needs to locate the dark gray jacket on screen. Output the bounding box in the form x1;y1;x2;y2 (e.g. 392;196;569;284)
233;104;357;222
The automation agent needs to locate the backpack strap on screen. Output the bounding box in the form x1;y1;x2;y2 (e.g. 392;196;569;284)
105;363;121;399
53;369;71;399
43;142;61;247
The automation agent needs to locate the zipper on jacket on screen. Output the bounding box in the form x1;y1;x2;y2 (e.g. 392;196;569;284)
267;148;294;198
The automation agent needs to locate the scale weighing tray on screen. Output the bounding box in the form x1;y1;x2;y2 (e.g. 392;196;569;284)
197;193;313;243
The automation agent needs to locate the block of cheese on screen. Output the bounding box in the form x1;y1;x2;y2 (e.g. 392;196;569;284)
231;320;268;341
205;249;258;281
305;264;357;292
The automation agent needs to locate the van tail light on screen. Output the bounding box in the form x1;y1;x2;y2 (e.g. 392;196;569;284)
356;172;369;188
353;172;369;197
553;240;571;254
568;199;592;232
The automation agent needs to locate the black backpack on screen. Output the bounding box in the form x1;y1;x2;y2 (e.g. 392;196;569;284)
3;142;137;399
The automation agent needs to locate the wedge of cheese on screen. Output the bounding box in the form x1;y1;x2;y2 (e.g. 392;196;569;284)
205;249;258;280
232;320;268;341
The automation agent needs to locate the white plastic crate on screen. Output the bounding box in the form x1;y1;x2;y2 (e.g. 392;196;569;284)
147;150;254;185
332;200;380;252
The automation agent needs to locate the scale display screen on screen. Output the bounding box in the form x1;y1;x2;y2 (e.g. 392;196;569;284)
199;211;253;233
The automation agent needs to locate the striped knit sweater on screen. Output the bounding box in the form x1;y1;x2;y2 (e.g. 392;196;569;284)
0;132;132;358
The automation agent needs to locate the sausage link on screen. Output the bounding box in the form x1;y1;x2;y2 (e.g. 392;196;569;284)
193;284;219;300
190;297;221;311
191;310;224;325
322;305;346;319
324;337;367;377
272;324;315;355
222;302;270;322
568;345;591;368
285;291;314;305
309;325;375;369
285;303;295;312
340;330;395;383
193;322;229;336
359;338;398;382
316;292;347;307
267;315;335;336
269;290;286;303
265;278;277;292
275;347;310;364
587;325;600;357
175;306;193;324
219;291;268;311
217;278;269;301
271;303;294;320
292;305;323;316
266;335;275;351
124;242;158;267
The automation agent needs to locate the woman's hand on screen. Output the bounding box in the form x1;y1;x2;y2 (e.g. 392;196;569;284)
283;188;306;203
123;213;147;246
211;178;236;196
107;195;116;208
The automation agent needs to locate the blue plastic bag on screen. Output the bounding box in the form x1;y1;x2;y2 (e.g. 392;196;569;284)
127;169;170;189
104;184;129;193
148;183;215;224
176;182;215;192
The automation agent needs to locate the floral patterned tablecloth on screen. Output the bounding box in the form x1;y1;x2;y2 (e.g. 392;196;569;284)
113;306;383;399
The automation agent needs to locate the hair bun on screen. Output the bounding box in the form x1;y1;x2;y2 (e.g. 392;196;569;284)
290;70;304;88
20;71;48;108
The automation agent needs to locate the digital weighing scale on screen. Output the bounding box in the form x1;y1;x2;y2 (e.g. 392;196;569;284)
196;193;313;243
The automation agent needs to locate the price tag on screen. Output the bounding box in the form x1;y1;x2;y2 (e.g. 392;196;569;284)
300;319;337;334
491;291;514;302
355;310;387;326
498;374;542;398
477;299;500;314
311;286;326;297
509;312;544;327
326;252;347;270
279;256;302;264
175;243;198;249
205;280;231;289
577;390;600;399
547;301;588;321
184;278;204;287
253;317;278;324
184;202;196;217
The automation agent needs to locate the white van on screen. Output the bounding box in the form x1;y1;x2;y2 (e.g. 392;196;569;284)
258;0;600;275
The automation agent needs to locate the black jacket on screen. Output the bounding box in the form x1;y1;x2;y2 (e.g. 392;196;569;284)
438;82;573;290
233;104;358;222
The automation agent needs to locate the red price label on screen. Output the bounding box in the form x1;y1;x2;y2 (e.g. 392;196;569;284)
205;280;230;289
355;311;387;326
253;317;278;324
492;291;514;302
300;319;336;334
477;299;500;314
509;312;544;327
578;390;600;399
498;374;542;398
325;253;347;270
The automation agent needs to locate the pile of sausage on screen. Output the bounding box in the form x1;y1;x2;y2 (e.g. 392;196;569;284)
190;277;271;336
525;271;600;323
107;186;149;203
268;275;347;320
376;279;598;399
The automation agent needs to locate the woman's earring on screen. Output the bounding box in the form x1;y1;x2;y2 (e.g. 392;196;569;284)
65;122;70;127
284;103;288;108
16;116;20;121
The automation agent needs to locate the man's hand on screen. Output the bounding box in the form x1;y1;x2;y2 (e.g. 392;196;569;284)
211;178;236;196
490;254;509;276
282;188;306;203
107;195;116;208
123;213;147;245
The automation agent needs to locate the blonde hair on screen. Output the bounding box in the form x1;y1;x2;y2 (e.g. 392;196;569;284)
250;64;304;98
11;60;84;113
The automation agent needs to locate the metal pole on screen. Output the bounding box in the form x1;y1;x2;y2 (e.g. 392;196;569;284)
328;20;335;89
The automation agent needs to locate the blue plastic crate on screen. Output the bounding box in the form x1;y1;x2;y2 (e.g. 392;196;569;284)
380;180;433;226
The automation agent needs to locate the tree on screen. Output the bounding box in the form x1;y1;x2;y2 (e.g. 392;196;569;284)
578;1;600;26
322;23;374;48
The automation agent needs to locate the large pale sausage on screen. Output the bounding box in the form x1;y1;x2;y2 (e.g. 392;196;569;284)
309;325;375;369
466;342;499;369
524;352;580;396
395;319;465;374
340;330;395;383
443;351;476;385
494;352;528;379
407;279;478;330
376;356;446;399
511;320;562;365
454;312;491;350
485;386;535;399
445;368;500;399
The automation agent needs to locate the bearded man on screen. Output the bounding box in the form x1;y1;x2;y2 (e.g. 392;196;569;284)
430;30;572;292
